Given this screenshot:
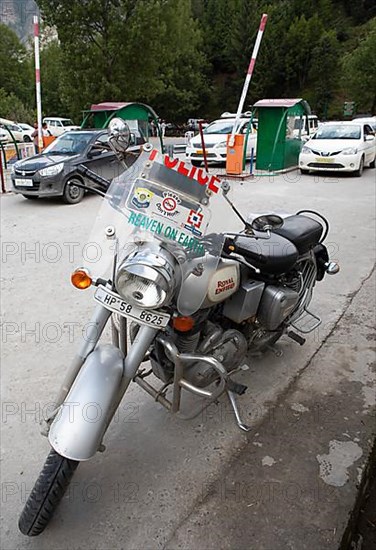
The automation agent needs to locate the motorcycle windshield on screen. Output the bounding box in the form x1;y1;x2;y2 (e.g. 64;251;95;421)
83;147;242;315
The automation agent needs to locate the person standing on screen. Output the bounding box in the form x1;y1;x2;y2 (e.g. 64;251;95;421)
161;120;167;138
31;122;39;154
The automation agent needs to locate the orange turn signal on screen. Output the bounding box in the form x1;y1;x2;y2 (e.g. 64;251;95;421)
71;268;92;290
172;315;195;332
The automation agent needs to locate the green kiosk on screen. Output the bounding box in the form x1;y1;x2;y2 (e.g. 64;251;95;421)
80;101;164;151
254;98;311;171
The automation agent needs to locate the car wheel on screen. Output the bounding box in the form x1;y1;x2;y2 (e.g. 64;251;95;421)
369;156;375;169
353;156;364;177
191;160;202;167
63;178;84;204
22;194;39;200
300;168;309;175
23;136;31;142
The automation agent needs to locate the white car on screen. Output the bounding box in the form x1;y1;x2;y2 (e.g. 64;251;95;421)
352;116;376;132
292;115;320;138
0;118;33;142
299;121;376;176
43;117;80;137
186;115;257;166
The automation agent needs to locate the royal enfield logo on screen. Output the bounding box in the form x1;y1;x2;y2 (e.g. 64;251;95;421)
215;277;235;295
156;192;181;218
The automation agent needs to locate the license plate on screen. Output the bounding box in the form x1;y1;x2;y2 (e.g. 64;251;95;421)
196;149;203;155
94;285;170;328
14;178;33;186
315;157;333;163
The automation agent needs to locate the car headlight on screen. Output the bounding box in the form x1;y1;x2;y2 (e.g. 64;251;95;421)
115;245;177;309
341;147;358;155
39;162;64;176
215;141;227;148
301;146;312;154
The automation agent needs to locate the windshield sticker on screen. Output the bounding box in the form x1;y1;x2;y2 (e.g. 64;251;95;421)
131;187;154;209
156;192;181;218
184;209;204;237
128;211;205;254
149;151;220;194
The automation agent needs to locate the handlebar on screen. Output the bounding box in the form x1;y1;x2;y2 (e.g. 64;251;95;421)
75;164;111;191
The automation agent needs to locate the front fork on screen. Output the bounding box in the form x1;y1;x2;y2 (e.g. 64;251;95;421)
43;304;157;434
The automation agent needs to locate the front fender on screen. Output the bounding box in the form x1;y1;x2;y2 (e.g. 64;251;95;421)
48;344;124;461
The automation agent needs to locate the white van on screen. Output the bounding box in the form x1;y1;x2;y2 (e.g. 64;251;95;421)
293;115;319;138
43;117;80;136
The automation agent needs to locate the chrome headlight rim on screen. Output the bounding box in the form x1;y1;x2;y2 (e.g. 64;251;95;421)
115;246;176;309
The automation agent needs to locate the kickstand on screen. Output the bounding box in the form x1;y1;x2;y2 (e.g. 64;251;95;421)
226;390;251;432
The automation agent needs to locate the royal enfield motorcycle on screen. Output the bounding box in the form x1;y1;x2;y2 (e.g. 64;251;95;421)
19;120;339;536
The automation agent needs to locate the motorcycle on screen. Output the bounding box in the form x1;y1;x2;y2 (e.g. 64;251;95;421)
19;119;339;536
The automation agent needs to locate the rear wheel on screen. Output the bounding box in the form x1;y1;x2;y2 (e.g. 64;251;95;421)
18;449;79;536
63;178;84;204
354;156;364;177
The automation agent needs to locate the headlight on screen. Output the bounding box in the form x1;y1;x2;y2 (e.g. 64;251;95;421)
115;245;176;309
215;141;227;148
341;147;358;155
39;162;64;176
301;146;312;154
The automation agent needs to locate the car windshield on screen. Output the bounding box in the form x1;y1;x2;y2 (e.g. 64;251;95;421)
43;132;93;154
204;120;238;134
61;119;75;127
313;125;361;140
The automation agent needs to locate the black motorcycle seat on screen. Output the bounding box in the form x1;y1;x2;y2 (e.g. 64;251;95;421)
234;233;299;275
273;215;323;255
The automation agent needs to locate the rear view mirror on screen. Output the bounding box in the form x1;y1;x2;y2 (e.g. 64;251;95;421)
108;118;131;154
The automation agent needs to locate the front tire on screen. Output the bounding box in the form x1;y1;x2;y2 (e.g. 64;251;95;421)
22;194;39;200
369;156;375;169
18;449;79;536
354;156;364;177
62;178;84;204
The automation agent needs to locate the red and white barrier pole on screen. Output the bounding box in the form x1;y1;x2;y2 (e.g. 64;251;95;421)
33;16;43;152
229;13;268;146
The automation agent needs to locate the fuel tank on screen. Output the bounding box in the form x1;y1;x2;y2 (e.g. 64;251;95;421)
203;259;240;306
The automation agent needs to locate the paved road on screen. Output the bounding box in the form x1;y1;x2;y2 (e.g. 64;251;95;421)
1;162;375;549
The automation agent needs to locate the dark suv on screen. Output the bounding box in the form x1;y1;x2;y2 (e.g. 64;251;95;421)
11;129;144;204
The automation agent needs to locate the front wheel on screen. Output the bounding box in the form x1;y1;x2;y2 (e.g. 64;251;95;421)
369;156;375;169
63;178;84;204
353;156;364;177
18;449;79;536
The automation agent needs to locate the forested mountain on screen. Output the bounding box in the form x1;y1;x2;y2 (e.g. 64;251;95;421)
0;0;39;43
0;0;375;123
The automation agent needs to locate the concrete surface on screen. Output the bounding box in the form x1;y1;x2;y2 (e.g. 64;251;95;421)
1;161;375;549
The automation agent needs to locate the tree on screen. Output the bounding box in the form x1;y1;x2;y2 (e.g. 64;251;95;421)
342;17;376;113
36;0;207;121
0;23;33;106
308;30;340;118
